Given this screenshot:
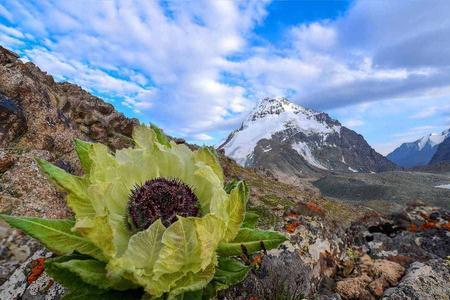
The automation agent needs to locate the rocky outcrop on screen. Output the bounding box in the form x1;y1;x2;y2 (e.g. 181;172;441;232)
0;46;138;218
334;255;405;300
383;259;450;300
325;201;450;299
0;93;26;145
335;274;373;300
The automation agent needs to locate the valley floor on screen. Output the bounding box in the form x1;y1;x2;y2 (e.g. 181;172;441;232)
312;170;450;212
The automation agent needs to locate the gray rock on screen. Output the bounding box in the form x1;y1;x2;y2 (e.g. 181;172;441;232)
221;250;312;299
315;293;342;300
0;93;26;147
382;259;450;300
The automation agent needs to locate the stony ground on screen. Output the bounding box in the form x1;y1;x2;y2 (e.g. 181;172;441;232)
313;171;450;211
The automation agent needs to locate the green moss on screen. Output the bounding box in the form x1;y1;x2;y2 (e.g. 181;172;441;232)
247;205;279;229
346;248;359;262
260;194;294;208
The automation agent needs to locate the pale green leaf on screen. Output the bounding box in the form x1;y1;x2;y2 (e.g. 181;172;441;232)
87;143;118;184
167;258;216;300
194;147;223;182
133;125;157;150
217;228;287;256
195;214;225;269
74;139;94;173
190;164;227;215
154;217;202;277
45;255;143;300
0;215;105;261
223;181;248;241
73;215;114;258
151;124;171;148
37;159;91;203
213;257;251;286
54;259;137;290
109;219;165;277
242;212;259;229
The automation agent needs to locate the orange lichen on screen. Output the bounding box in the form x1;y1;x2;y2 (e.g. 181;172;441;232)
407;223;419;232
286;213;301;219
306;201;323;214
285;221;302;233
421;222;438;230
251;254;263;267
27;258;45;284
441;222;450;231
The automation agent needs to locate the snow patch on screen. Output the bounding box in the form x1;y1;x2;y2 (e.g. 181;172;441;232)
348;166;358;172
292;141;327;170
417;129;450;150
262;146;272;153
435;184;450;189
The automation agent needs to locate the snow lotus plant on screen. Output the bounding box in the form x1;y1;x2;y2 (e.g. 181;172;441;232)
1;125;286;299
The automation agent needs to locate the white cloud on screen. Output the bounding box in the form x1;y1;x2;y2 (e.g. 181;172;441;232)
193;133;213;141
24;47;153;105
0;0;269;138
291;22;337;52
0;4;13;22
343;118;364;128
410;104;450;119
1;0;450;146
224;0;450;112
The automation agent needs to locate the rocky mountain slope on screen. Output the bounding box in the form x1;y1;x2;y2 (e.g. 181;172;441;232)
0;46;449;300
219;97;399;178
0;46;138;217
430;135;450;165
387;129;450;167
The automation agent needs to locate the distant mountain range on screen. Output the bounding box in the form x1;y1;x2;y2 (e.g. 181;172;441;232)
387;129;450;167
218;97;398;177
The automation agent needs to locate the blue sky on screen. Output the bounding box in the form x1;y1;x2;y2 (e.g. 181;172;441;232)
1;0;450;154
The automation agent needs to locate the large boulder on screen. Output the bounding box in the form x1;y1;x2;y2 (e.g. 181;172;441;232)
383;259;450;300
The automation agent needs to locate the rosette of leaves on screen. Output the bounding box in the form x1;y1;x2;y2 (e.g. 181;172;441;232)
1;125;286;299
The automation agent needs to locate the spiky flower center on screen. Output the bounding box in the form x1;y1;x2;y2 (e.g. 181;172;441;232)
127;178;199;231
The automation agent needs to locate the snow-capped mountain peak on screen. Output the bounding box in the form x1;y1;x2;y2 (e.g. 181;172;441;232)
245;97;310;123
219;97;341;166
244;96;341;134
417;129;450;150
219;97;398;175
